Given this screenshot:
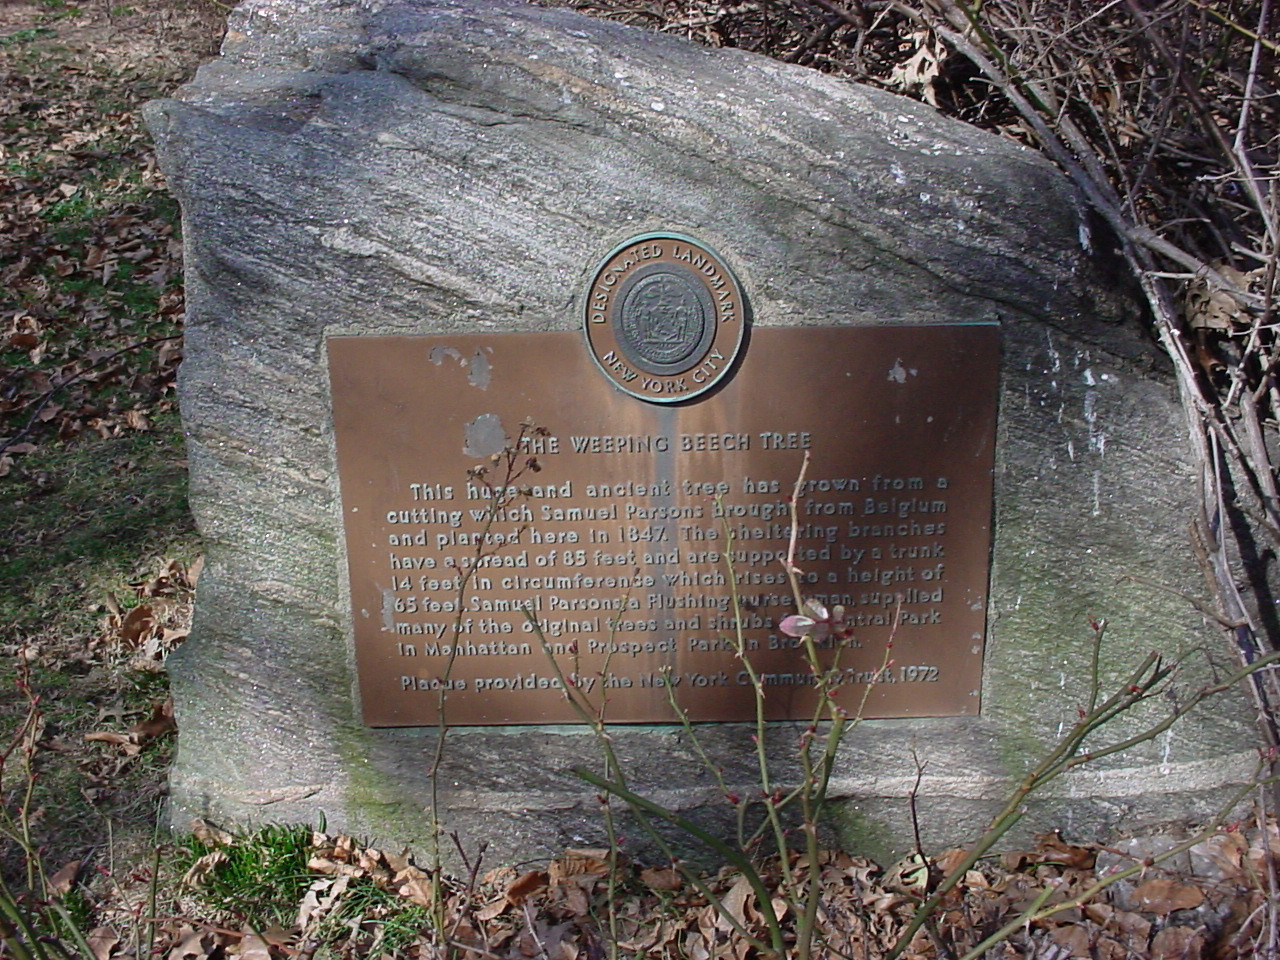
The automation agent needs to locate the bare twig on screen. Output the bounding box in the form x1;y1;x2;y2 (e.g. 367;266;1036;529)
0;335;182;459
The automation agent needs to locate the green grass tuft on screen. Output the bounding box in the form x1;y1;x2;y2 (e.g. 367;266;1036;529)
179;824;315;927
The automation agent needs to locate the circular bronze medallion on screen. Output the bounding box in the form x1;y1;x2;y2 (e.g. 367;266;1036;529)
584;233;747;403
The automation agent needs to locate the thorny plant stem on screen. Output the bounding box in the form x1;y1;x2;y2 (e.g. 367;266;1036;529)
572;769;783;955
1;655;48;896
0;869;96;960
899;0;1280;814
780;452;895;960
782;452;838;960
564;610;625;960
1183;0;1280;52
957;772;1279;960
662;677;750;846
0;334;183;460
145;839;162;960
885;647;1280;960
528;600;762;954
717;510;792;876
897;0;1266;312
530;610;780;955
564;451;894;960
1087;619;1104;715
430;421;543;947
539;449;901;958
0;876;42;960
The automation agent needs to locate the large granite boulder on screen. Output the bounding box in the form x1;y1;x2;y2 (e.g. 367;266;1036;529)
143;0;1253;865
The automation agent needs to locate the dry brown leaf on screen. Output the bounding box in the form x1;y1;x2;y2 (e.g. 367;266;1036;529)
296;875;349;931
87;926;120;960
167;924;213;960
1085;902;1112;924
885;853;929;895
1134;877;1205;915
1050;923;1092;956
560;882;590;917
84;730;141;755
506;869;549;905
356;846;391;880
333;834;357;862
307;856;366;879
476;897;509;922
118;604;156;646
129;699;176;741
1034;832;1096;870
1258;819;1280;857
935;847;969;878
885;29;943;105
639;866;682;891
191;819;233;847
1185;264;1254;330
47;859;81;896
1110;909;1152;943
181;849;228;887
617;918;672;952
236;929;272;960
481;865;517;887
552;848;610;880
1151;925;1205;960
397;869;435;908
1195;831;1248;882
257;924;292;949
715;874;753;934
384;848;413;874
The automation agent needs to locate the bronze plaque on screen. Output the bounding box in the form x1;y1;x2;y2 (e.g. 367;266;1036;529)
584;234;747;402
328;325;999;726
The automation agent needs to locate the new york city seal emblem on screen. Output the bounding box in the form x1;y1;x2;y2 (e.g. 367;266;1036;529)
584;233;747;403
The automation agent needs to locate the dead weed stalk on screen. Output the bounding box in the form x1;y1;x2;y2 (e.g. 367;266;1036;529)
428;419;548;948
0;655;96;960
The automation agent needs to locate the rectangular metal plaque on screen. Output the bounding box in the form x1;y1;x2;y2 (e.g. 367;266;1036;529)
328;325;999;726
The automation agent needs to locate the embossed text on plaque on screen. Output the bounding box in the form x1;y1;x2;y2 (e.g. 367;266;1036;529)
328;325;999;726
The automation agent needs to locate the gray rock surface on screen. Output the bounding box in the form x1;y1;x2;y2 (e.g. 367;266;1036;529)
145;0;1253;866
